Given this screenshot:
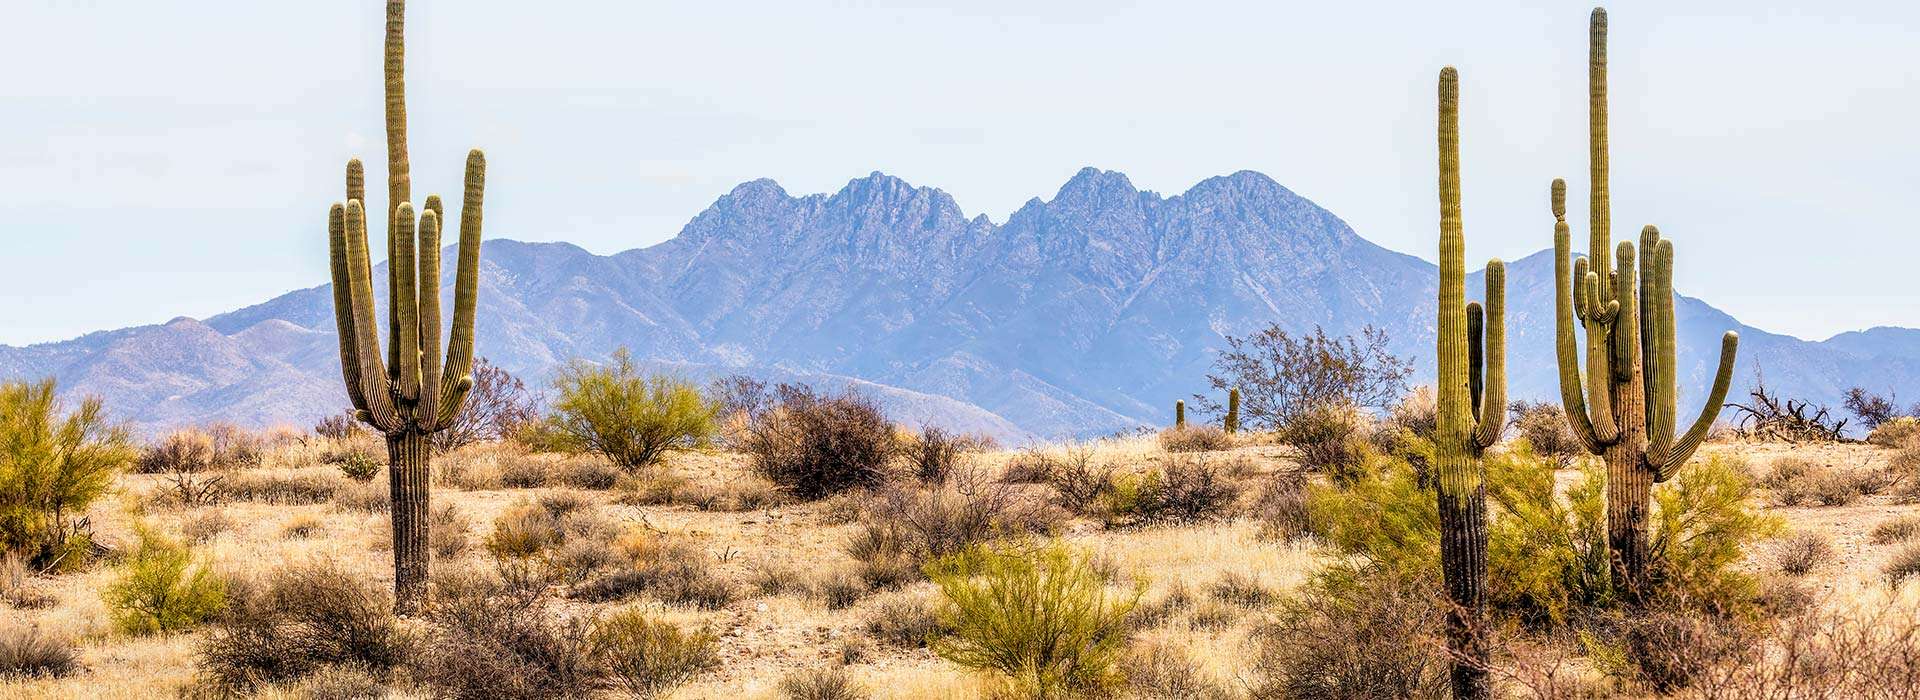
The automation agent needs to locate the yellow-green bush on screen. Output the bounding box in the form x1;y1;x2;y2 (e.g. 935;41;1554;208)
1306;444;1775;624
587;609;718;699
927;541;1142;698
0;379;135;571
103;531;226;635
549;349;718;472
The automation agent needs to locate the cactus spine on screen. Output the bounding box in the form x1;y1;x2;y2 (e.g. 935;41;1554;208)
1435;66;1506;700
1550;8;1738;602
327;0;486;616
1224;388;1240;434
1174;400;1186;429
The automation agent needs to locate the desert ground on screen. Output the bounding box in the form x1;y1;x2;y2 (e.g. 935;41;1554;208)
3;415;1918;700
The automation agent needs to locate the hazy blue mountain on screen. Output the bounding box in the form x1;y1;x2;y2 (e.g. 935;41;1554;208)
3;168;1911;440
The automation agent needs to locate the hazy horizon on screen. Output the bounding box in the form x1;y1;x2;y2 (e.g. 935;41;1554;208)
3;1;1915;344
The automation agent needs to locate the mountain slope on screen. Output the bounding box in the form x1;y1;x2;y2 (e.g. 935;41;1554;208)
3;168;1911;439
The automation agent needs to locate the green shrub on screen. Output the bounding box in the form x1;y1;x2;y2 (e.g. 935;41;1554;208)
1095;456;1242;528
587;609;718;699
335;451;381;483
1648;454;1781;614
103;530;226;635
550;349;718;472
0;379;135;570
196;563;412;693
0;624;78;679
927;542;1142;698
1307;443;1774;624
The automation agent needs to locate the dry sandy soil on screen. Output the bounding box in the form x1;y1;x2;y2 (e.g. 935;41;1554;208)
3;433;1917;699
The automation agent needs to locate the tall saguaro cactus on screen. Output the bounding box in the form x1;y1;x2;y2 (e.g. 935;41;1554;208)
1174;400;1187;429
1435;67;1507;700
327;0;487;616
1549;7;1738;602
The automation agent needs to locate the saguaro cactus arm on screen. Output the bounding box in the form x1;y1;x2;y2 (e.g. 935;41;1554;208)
1471;260;1506;450
431;150;486;430
1651;332;1738;480
335;200;400;432
1551;181;1617;453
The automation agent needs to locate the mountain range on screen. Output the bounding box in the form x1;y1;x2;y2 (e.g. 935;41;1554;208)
3;168;1913;441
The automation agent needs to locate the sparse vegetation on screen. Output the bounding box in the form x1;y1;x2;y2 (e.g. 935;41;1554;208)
1191;323;1412;434
0;624;78;679
587;608;719;699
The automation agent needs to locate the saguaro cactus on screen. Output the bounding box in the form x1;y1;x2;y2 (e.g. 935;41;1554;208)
1435;66;1506;700
327;0;487;616
1224;388;1241;434
1174;400;1187;429
1549;8;1738;601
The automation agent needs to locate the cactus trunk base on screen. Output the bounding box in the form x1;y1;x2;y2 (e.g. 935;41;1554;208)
1440;487;1490;700
387;430;432;616
1606;450;1654;604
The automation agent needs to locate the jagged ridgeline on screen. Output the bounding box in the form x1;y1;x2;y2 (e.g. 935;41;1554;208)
1433;66;1508;700
1548;7;1739;600
325;0;487;615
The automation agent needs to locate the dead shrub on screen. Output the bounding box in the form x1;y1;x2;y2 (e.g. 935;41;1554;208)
1871;515;1920;545
1125;642;1232;700
1097;456;1241;528
1247;566;1448;699
862;592;943;649
1771;531;1835;576
138;429;217;474
1046;451;1114;515
181;510;234;543
1208;571;1278;609
1509;399;1582;462
588;608;719;699
558;459;622;491
1689;599;1920;697
845;468;1060;586
218;472;343;505
417;579;597;700
1279;407;1371;483
904;426;987;484
1887;544;1920;587
1249;470;1311;542
195;563;414;693
1159;425;1232;453
778;667;869;700
0;624;78;679
813;569;870;610
744;385;898;500
497;458;551;489
571;536;737;610
1600;607;1754;694
1000;449;1060;484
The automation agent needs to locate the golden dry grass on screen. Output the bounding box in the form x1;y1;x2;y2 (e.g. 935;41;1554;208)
2;432;1916;698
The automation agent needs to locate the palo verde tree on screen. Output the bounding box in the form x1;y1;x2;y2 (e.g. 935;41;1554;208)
1434;66;1506;700
1549;7;1738;602
326;0;487;615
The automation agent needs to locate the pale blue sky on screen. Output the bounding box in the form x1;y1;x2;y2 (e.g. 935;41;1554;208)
1;1;1914;344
